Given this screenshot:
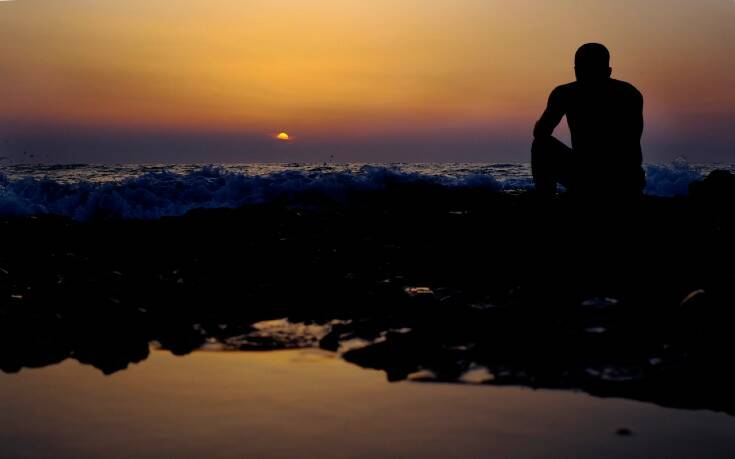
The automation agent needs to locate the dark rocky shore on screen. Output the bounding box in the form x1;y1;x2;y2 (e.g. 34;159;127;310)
1;170;734;414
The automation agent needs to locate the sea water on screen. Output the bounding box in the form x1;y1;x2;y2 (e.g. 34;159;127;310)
0;160;729;220
1;348;734;459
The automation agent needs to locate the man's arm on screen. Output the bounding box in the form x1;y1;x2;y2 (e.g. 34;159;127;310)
533;86;566;138
629;87;644;167
633;89;644;140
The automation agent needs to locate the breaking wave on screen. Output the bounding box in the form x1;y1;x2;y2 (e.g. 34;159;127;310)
0;161;714;220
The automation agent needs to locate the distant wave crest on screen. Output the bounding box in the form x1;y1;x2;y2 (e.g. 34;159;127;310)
0;162;707;220
643;158;703;197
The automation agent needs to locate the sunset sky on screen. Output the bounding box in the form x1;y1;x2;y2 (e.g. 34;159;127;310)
0;0;733;163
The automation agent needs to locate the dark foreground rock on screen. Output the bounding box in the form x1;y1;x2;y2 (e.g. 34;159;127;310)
1;171;734;413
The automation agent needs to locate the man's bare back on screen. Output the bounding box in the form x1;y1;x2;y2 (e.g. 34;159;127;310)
532;43;645;197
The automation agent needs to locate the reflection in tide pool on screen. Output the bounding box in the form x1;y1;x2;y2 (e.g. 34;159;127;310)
1;349;733;459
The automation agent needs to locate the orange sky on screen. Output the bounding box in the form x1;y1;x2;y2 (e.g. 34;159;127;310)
0;0;733;162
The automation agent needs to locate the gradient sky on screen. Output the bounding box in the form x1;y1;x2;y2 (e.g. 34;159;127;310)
0;0;733;163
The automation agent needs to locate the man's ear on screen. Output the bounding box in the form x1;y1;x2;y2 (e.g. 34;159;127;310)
607;67;613;78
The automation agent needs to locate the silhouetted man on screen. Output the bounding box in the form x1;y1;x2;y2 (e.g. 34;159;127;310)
532;43;645;197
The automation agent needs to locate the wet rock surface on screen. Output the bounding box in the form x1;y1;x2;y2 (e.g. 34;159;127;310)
1;174;734;414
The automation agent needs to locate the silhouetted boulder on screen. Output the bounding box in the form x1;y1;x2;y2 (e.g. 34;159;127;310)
689;169;735;202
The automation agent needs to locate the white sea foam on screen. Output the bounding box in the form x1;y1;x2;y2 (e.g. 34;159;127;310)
0;161;725;220
643;158;705;197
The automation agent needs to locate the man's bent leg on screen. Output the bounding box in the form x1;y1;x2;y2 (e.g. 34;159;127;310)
531;136;574;195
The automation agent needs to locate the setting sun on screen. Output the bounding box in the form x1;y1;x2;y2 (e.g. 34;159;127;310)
277;132;290;141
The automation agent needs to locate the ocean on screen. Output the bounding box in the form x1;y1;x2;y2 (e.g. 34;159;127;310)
0;160;728;220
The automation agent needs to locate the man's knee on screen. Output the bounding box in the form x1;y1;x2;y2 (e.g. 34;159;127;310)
531;136;551;156
532;137;553;167
532;138;558;194
532;136;567;170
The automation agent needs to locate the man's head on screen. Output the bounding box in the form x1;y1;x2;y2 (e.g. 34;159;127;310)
575;43;612;83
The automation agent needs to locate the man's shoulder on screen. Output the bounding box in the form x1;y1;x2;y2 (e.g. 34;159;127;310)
548;82;576;104
610;79;643;100
554;79;641;94
551;82;577;95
